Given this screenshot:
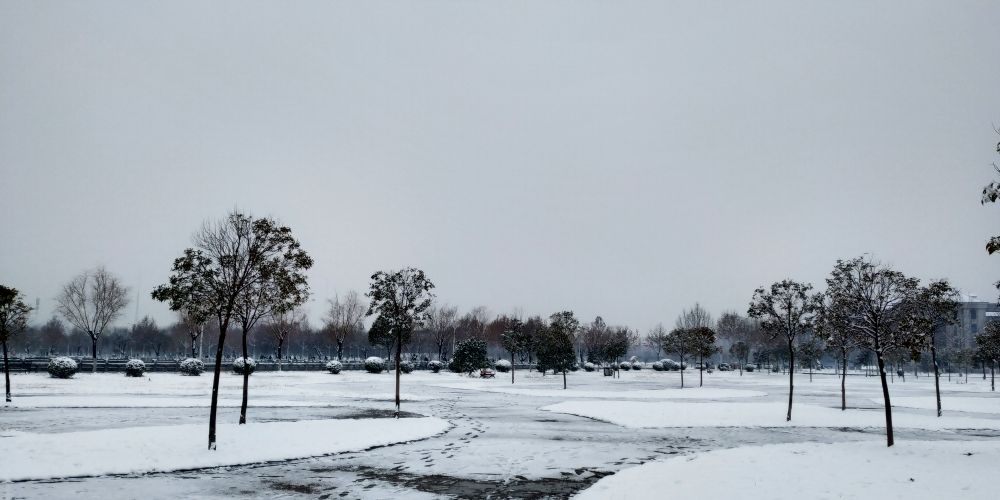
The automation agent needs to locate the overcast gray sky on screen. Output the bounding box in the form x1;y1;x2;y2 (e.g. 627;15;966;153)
2;1;999;332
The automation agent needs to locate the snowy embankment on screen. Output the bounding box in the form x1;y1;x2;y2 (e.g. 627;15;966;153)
435;383;764;400
543;401;1000;429
574;440;997;500
0;417;449;481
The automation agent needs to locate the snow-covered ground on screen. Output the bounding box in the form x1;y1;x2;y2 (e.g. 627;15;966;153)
1;368;998;498
1;417;448;481
575;439;998;500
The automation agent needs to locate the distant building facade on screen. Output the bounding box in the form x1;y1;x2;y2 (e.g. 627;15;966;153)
943;296;1000;348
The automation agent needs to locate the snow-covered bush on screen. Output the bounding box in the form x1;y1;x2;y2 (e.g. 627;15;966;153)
232;357;256;376
179;358;204;376
364;356;385;373
583;362;597;372
652;361;664;371
631;362;643;371
124;359;146;377
495;359;512;372
325;360;343;374
619;361;632;371
569;363;580;372
400;360;414;374
47;357;78;379
661;359;680;371
428;360;444;373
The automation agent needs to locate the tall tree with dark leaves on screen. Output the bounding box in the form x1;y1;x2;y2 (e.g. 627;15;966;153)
662;328;694;388
538;311;578;389
748;279;823;422
688;326;718;387
365;268;435;418
902;280;960;415
499;316;525;384
152;211;312;450
825;256;920;447
55;266;130;372
817;297;858;411
233;238;312;425
0;285;32;402
975;322;1000;392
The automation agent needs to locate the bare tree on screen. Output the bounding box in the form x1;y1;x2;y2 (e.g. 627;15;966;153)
268;308;307;370
324;291;366;361
748;279;823;421
56;267;130;372
425;304;457;360
676;303;713;330
644;323;669;359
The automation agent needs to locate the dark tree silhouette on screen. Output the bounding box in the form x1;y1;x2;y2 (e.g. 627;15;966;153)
825;256;920;447
365;268;435;417
0;285;32;402
748;279;822;422
152;211;312;450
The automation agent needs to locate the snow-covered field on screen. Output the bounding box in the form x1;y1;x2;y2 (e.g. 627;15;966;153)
2;368;999;498
575;440;998;500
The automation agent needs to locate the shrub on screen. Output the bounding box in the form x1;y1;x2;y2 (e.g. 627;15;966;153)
631;362;643;371
569;363;580;372
619;361;632;371
495;359;512;372
452;338;489;374
124;359;146;377
179;358;204;376
651;361;664;371
47;357;78;379
232;357;256;376
325;360;343;374
428;360;444;373
661;359;680;371
583;362;597;372
400;360;414;374
364;356;385;373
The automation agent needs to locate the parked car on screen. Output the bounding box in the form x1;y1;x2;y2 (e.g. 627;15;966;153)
744;364;756;372
718;363;731;371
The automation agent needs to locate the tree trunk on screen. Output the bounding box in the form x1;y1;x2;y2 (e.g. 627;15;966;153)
394;333;402;417
680;353;685;388
3;339;11;403
511;352;515;384
336;340;344;361
875;351;894;447
91;336;98;373
992;363;995;392
841;348;847;411
562;368;567;389
277;340;283;372
931;340;942;417
699;355;704;387
208;324;228;450
786;339;794;421
239;329;249;425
